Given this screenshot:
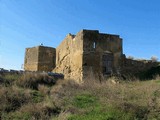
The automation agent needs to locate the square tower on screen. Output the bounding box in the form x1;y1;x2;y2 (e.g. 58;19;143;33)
24;46;56;72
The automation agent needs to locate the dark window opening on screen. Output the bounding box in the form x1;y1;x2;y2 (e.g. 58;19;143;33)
102;54;113;75
83;63;87;66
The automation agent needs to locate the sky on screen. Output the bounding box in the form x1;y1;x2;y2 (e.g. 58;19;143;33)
0;0;160;70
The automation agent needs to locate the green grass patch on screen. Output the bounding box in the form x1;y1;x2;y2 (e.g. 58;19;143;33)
1;74;21;86
1;112;31;120
31;90;44;103
155;80;160;84
69;94;133;120
68;105;133;120
73;94;96;108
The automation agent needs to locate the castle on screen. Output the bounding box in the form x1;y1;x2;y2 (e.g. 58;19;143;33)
24;29;158;82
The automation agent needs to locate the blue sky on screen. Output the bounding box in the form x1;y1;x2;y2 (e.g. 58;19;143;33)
0;0;160;70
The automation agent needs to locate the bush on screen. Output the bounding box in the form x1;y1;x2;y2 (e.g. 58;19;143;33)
0;74;21;86
2;103;61;120
2;112;32;120
1;73;160;119
0;86;31;113
138;66;160;80
19;102;60;119
16;72;56;89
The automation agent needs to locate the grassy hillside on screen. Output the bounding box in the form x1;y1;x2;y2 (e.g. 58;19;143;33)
0;73;160;120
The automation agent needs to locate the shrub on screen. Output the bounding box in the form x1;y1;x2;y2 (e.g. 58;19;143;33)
0;86;31;113
2;112;32;120
1;73;160;119
38;84;50;95
16;72;56;89
17;103;60;120
0;74;21;86
127;56;134;60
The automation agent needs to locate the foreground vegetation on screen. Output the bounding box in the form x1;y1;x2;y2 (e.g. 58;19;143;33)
0;72;160;120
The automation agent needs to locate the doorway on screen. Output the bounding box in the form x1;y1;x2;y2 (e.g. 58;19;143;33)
102;53;113;74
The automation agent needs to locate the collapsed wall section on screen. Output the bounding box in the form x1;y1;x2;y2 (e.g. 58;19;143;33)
121;56;159;76
53;31;84;82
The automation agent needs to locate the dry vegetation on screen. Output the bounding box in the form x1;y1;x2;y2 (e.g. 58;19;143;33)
0;73;160;120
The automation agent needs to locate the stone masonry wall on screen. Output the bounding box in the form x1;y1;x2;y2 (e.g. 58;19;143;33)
38;46;56;72
25;29;159;82
82;30;123;80
54;29;123;81
24;47;39;71
121;55;159;75
24;46;56;72
53;31;84;82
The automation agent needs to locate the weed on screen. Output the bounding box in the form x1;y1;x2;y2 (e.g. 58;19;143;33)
16;72;56;89
73;94;96;108
2;112;31;120
0;74;20;86
1;73;160;119
31;90;44;103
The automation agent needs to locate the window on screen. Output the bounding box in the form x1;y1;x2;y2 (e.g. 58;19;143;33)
93;42;96;49
83;63;87;66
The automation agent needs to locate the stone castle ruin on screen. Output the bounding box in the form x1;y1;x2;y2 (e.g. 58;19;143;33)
24;29;158;82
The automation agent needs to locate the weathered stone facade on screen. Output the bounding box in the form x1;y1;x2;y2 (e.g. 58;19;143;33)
24;46;56;72
121;55;159;76
24;29;158;82
53;31;83;82
53;30;123;82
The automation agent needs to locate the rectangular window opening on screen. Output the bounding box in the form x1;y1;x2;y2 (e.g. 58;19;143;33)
93;42;96;49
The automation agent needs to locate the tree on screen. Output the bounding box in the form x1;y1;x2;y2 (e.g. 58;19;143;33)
151;56;158;62
127;56;134;60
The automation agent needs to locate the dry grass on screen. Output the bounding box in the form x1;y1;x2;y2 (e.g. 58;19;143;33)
16;72;56;89
51;78;160;119
0;72;160;119
0;85;32;116
0;73;60;120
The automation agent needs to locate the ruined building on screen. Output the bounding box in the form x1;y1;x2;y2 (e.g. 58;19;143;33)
24;29;123;82
54;30;123;82
24;29;158;82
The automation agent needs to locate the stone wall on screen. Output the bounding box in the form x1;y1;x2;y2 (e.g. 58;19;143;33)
38;46;56;71
53;31;84;82
24;29;159;82
54;29;123;81
121;56;159;75
82;30;123;80
24;46;56;72
24;47;39;71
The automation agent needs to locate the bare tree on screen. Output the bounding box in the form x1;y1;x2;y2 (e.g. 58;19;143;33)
151;56;158;62
127;56;134;60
